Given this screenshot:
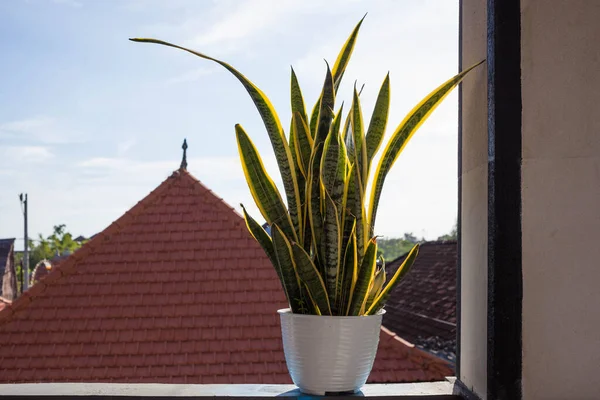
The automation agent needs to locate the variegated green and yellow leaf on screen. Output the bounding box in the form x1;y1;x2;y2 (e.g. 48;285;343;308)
307;143;324;264
368;61;485;236
313;63;335;151
236;125;297;242
331;15;366;92
291;242;332;316
308;15;364;138
339;221;357;315
272;224;305;314
365;73;390;175
320;109;347;207
129;37;302;251
291;112;313;178
348;238;377;316
344;163;368;259
321;190;341;312
290;67;309;137
365;264;386;312
288;124;305;241
366;244;419;316
240;204;276;267
351;85;368;185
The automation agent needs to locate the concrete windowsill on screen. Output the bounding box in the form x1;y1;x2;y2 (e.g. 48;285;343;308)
0;380;464;398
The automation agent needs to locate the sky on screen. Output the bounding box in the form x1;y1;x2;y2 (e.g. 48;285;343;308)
0;0;460;251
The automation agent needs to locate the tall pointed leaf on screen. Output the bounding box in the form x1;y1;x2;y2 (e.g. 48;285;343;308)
331;15;366;92
351;85;368;185
236;125;297;241
368;61;485;236
366;244;419;316
307;143;324;263
314;63;335;151
320;109;346;207
344;163;367;259
288;124;305;240
240;204;276;267
291;112;313;178
308;15;365;137
339;222;357;315
290;67;308;136
129;37;302;250
272;225;305;314
365;265;386;312
291;243;332;316
348;238;377;315
365;73;390;174
321;191;341;311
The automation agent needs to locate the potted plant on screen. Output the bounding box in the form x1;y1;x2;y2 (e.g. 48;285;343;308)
131;17;482;395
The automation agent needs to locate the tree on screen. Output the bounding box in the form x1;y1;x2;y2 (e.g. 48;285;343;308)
377;233;423;261
16;224;86;291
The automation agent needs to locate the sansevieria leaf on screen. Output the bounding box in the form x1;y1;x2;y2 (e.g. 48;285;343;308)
308;15;365;138
290;67;309;139
320;110;347;207
272;224;305;314
351;85;368;185
313;63;335;152
321;190;341;311
348;238;377;315
368;60;485;236
240;204;276;270
307;143;324;264
365;73;390;175
331;14;366;93
292;243;332;316
365;264;386;312
291;112;313;178
339;222;357;315
236;125;297;242
129;37;303;253
366;244;419;315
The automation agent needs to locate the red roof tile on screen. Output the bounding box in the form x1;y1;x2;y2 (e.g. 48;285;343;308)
382;241;457;363
0;169;451;383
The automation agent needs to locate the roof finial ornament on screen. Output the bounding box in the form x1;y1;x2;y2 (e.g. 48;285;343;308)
180;138;188;170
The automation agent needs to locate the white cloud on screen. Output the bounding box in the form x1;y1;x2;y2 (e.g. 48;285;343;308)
3;146;54;163
0;116;86;144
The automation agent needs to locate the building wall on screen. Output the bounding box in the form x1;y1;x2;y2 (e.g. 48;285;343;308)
520;1;600;399
459;1;488;398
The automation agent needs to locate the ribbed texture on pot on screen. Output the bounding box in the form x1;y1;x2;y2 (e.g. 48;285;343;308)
278;309;384;395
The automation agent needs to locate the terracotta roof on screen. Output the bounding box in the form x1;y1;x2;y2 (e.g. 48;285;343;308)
0;169;451;383
382;241;457;363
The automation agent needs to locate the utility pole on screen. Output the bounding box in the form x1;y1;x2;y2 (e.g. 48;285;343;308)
20;193;29;292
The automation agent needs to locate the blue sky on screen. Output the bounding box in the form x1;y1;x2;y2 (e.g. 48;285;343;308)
0;0;459;250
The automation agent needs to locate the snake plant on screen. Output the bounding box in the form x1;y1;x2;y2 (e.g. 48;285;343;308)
131;17;482;316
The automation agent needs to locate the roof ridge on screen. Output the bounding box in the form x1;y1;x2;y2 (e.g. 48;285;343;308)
0;170;183;326
179;169;247;222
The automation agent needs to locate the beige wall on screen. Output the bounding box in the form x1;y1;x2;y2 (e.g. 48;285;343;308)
521;1;600;399
459;1;488;398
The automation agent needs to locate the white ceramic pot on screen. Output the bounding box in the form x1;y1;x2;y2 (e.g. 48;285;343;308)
278;308;385;395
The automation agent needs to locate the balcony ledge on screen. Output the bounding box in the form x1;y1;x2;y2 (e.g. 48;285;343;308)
0;380;466;399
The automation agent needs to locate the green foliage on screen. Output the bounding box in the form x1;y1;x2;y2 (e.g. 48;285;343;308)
131;17;483;315
376;236;420;261
16;225;86;291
